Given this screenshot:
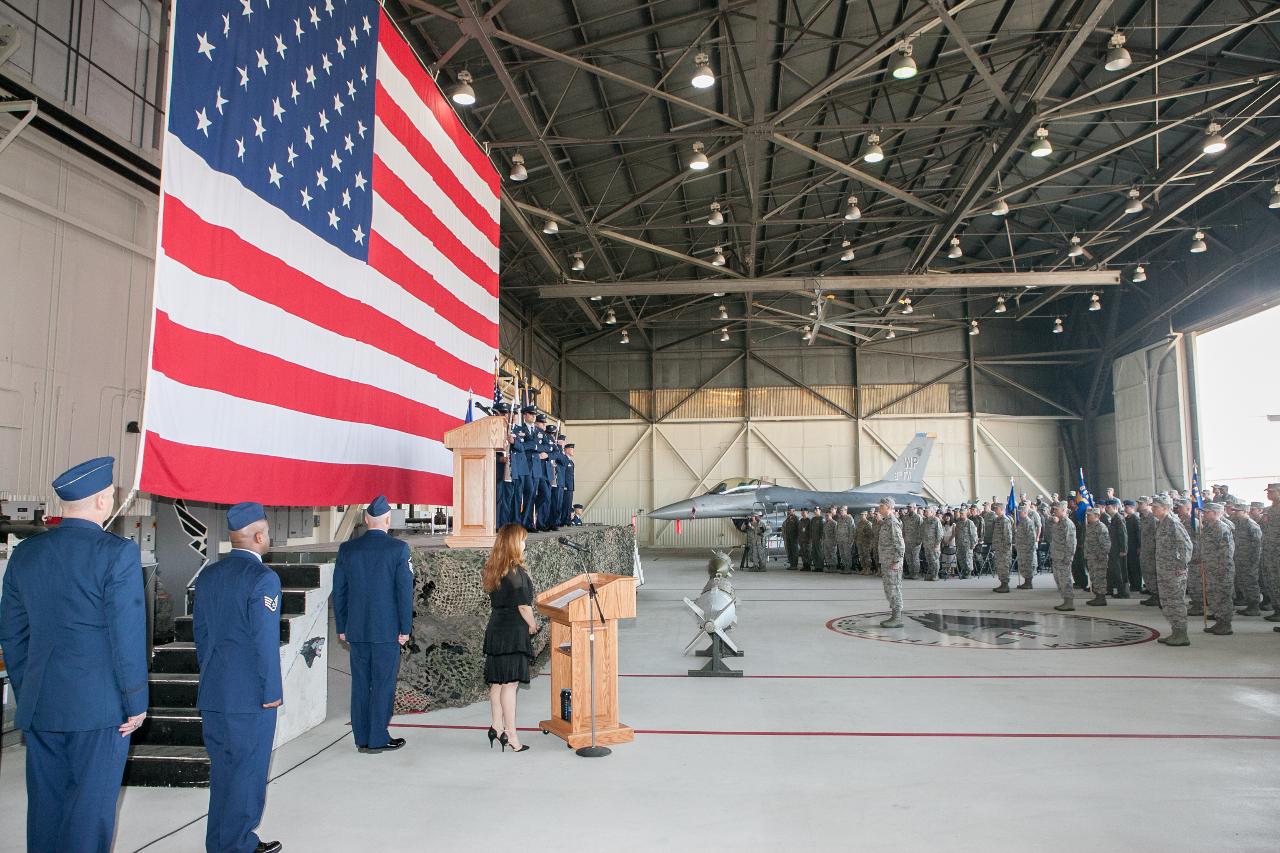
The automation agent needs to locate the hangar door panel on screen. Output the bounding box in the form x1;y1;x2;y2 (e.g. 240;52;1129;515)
1112;341;1189;498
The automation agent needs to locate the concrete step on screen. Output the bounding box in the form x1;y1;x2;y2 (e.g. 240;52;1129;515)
132;706;204;747
147;672;200;707
123;745;209;788
151;642;198;674
268;563;322;588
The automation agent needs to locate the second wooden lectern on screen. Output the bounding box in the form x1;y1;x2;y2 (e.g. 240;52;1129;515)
535;573;637;749
441;414;508;549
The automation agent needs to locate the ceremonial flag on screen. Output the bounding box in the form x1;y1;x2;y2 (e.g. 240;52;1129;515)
138;0;499;505
1191;462;1204;525
1075;467;1093;522
1005;478;1017;516
464;395;474;424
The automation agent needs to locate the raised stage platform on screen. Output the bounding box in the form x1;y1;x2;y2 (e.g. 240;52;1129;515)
270;523;638;713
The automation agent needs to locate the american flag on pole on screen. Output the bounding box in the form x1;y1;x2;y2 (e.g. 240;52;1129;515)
138;0;499;505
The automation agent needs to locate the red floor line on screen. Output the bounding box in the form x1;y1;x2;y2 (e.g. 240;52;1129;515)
387;723;1280;741
617;673;1280;680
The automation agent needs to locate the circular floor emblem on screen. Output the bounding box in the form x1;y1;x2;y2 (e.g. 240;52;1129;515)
827;609;1157;649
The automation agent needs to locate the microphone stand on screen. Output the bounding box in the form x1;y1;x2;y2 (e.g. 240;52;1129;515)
563;541;610;758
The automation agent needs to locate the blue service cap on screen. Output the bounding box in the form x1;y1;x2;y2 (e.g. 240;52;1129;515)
545;423;557;433
367;495;390;517
520;405;537;414
1122;499;1136;507
52;456;115;501
227;501;267;531
535;414;547;423
565;443;575;449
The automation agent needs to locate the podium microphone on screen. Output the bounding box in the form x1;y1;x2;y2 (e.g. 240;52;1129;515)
557;536;588;554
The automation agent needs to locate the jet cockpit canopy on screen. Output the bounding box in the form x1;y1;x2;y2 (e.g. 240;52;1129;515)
707;477;772;495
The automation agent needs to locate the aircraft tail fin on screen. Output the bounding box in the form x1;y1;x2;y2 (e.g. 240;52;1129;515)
851;433;936;492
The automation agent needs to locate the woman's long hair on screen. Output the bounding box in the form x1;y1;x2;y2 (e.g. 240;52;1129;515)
482;524;528;592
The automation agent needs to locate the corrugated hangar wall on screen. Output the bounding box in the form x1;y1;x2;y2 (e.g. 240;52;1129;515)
550;322;1070;547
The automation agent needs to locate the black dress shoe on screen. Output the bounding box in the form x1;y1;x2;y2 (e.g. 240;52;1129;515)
358;737;405;754
254;842;282;853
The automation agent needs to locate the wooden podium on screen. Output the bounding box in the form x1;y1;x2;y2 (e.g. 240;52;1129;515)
441;414;508;549
535;573;637;749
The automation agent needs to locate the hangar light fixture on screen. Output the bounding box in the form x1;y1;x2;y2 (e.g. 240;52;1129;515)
604;308;617;324
991;198;1010;217
1132;265;1147;283
947;236;963;259
1029;126;1052;158
589;294;603;301
1189;230;1207;253
620;330;629;344
1089;293;1102;312
1123;188;1143;215
1067;235;1084;257
969;320;980;336
840;239;855;262
1052;317;1064;334
1269;182;1280;209
449;69;476;106
571;252;585;272
862;133;885;164
900;295;914;315
1202;122;1227;155
688;141;710;170
691;52;715;89
720;327;730;342
885;328;896;339
801;325;813;342
508;152;527;182
542;218;558;235
717;304;729;320
708;201;724;226
711;245;726;267
844;195;862;220
994;295;1007;313
712;291;725;297
890;42;917;80
1104;32;1132;72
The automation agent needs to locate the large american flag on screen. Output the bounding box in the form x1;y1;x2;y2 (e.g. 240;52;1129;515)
138;0;499;506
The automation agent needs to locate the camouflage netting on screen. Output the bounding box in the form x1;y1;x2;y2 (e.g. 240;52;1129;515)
394;524;636;714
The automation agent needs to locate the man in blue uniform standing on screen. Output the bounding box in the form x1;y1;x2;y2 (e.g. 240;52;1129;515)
559;439;576;527
493;402;515;527
544;423;563;532
530;413;553;531
514;406;538;530
193;502;283;853
333;495;413;754
0;457;148;853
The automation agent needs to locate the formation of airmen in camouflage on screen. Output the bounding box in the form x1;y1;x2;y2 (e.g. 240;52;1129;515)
736;482;1280;647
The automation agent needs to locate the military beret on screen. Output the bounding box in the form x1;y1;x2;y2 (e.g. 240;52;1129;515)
227;501;267;531
1204;502;1224;513
1122;499;1136;507
520;405;537;414
1152;496;1172;508
1109;498;1123;507
535;414;547;423
367;495;390;517
52;456;114;501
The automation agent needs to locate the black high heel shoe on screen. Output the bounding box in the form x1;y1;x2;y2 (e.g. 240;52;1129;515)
498;732;509;752
487;727;498;749
499;732;529;753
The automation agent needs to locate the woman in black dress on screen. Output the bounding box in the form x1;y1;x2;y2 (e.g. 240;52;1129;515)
483;523;539;752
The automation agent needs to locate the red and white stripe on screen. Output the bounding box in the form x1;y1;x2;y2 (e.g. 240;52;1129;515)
139;12;499;506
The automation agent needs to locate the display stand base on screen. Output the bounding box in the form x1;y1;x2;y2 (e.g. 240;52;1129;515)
688;634;743;677
538;717;634;750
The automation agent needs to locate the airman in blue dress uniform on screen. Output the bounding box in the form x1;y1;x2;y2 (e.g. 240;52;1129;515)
529;414;553;531
544;423;563;532
557;437;575;527
193;502;283;853
514;406;537;529
0;456;148;853
493;402;517;527
333;495;413;754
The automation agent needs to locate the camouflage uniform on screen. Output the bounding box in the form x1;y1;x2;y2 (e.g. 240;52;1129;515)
1084;516;1111;597
797;514;812;571
1262;499;1280;621
1199;513;1234;627
990;512;1015;584
902;509;923;579
1155;511;1193;636
1015;512;1038;583
835;513;856;574
919;514;943;580
954;514;978;578
1139;506;1158;601
741;516;766;572
877;511;906;616
822;513;839;572
1231;510;1262;612
981;509;996;545
855;514;875;574
1028;507;1044;574
1048;513;1078;606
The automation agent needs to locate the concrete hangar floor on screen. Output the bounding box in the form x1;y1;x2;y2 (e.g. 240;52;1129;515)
2;551;1277;852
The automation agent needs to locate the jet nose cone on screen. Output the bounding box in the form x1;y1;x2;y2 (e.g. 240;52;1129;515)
648;499;695;520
